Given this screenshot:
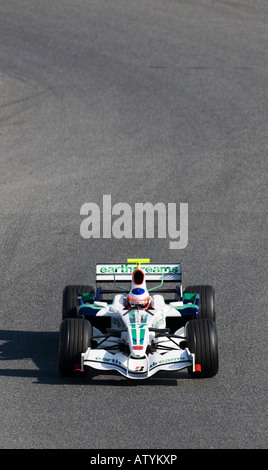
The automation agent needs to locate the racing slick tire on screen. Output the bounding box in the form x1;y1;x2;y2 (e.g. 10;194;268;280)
186;319;219;378
62;285;95;320
58;318;92;376
184;285;215;321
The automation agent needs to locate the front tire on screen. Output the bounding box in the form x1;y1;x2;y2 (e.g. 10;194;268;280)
58;318;92;376
186;319;219;378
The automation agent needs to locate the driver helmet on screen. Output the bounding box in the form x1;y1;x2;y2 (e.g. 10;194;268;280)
127;268;150;309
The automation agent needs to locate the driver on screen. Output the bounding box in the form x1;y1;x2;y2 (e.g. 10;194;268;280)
126;268;151;309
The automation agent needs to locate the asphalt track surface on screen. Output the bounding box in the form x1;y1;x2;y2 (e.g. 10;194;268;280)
0;0;267;449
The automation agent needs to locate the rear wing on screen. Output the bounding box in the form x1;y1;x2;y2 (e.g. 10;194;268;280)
95;262;182;301
96;262;182;282
95;261;182;301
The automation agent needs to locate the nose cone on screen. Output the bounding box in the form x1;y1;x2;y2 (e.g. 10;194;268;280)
127;309;149;358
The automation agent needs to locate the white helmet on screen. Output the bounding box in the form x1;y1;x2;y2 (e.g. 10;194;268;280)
127;268;150;309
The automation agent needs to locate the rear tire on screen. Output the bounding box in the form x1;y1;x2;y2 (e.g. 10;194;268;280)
186;319;219;378
62;285;95;320
184;285;215;321
58;318;92;376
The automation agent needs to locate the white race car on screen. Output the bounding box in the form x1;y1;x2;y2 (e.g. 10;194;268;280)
58;259;219;379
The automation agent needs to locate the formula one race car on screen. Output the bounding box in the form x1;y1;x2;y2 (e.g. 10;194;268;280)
58;259;219;379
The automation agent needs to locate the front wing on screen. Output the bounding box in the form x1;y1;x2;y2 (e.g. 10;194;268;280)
81;348;195;379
